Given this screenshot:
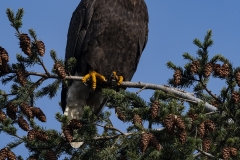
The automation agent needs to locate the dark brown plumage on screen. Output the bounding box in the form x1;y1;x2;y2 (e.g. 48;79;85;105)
61;0;148;119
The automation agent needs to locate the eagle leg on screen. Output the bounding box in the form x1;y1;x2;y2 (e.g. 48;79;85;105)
112;71;124;85
82;71;106;90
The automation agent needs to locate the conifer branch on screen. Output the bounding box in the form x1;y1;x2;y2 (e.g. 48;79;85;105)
95;123;126;135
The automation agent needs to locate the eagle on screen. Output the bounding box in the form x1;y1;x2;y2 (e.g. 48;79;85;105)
61;0;148;122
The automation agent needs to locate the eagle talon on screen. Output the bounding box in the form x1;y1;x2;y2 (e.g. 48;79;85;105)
82;71;106;90
112;71;123;85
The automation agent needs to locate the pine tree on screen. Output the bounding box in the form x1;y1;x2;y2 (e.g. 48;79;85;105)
0;8;240;160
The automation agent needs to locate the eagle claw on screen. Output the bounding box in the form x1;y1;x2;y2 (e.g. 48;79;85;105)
112;71;123;85
82;71;106;90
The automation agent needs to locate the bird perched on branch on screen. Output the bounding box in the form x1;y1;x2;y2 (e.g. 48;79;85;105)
61;0;148;130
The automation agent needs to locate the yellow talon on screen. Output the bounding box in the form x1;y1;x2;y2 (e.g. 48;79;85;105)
112;71;123;85
82;71;106;90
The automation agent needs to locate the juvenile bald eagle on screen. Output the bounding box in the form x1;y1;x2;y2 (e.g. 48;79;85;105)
61;0;148;120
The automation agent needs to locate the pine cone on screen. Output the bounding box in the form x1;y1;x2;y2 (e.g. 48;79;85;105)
6;102;18;120
198;122;205;138
175;115;185;130
27;129;38;141
31;107;46;122
213;64;222;77
133;114;142;126
0;148;8;159
0;110;7;122
164;114;175;132
19;33;32;56
37;130;49;141
203;63;213;77
222;147;230;160
115;107;126;122
231;91;240;103
229;147;237;156
173;70;181;85
204;120;215;133
36;40;45;56
178;130;187;144
20;103;33;119
140;133;151;154
17;116;30;131
54;62;66;79
235;71;240;87
7;149;16;160
0;46;9;63
150;101;160;119
221;63;230;78
63;125;73;142
188;113;197;125
190;60;200;74
46;150;57;160
202;138;211;152
69;119;82;129
0;62;10;72
149;133;161;151
16;69;27;86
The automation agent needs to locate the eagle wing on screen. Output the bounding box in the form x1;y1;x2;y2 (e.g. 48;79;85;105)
61;0;97;112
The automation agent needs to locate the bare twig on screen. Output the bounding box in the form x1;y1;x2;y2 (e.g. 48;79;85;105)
95;123;126;135
196;148;222;159
136;84;148;94
37;57;50;76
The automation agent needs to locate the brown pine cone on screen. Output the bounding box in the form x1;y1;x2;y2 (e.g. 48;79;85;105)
6;102;18;120
69;119;82;129
16;69;27;86
0;148;8;159
150;101;160;119
27;129;38;141
173;70;181;85
190;60;200;74
222;147;230;160
46;150;57;160
115;107;126;122
175;115;185;130
37;130;49;141
0;46;9;63
221;63;230;78
7;149;16;160
63;125;73;142
188;113;197;124
178;130;187;144
17;116;30;131
229;147;237;156
54;62;66;79
140;133;151;154
31;107;46;122
235;71;240;87
20;103;33;119
202;138;211;152
0;110;7;122
213;64;222;77
149;133;161;151
36;40;45;56
198;122;205;138
19;33;32;56
0;62;11;72
164;114;175;132
203;63;213;77
232;91;240;103
133;114;142;126
204;120;215;133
